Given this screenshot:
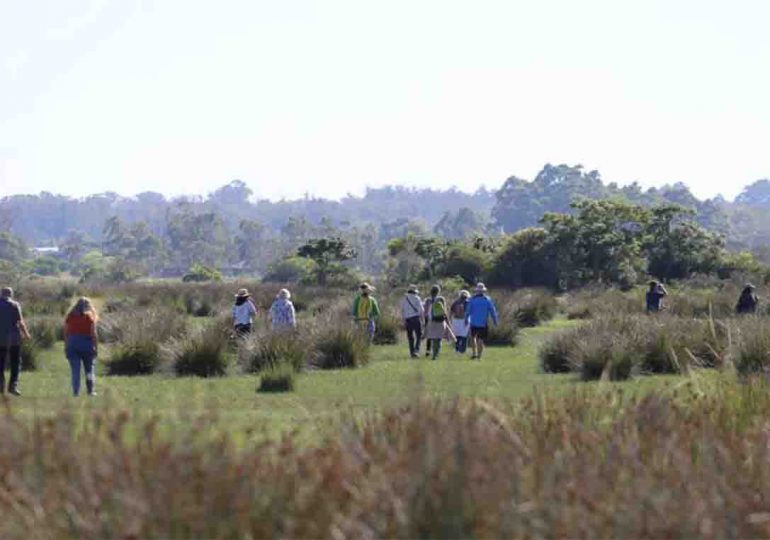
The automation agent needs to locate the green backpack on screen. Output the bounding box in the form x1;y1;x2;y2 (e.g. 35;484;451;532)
431;297;447;322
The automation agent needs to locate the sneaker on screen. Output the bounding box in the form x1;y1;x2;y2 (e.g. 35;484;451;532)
8;386;21;396
88;391;98;397
410;353;419;359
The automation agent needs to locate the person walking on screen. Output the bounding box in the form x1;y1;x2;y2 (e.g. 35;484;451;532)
232;288;258;335
63;297;99;397
450;290;470;354
0;287;30;396
645;281;668;313
400;284;424;358
425;293;454;360
270;288;297;331
465;283;498;360
423;284;441;357
352;283;380;342
736;283;759;314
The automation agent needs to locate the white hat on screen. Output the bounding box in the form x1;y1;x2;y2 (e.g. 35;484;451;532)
475;282;487;293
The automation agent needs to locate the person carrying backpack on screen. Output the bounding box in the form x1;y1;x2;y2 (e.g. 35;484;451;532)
645;281;668;313
400;284;424;358
425;293;455;360
450;290;470;354
423;284;441;357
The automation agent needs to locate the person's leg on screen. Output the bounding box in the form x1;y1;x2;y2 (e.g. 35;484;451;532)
367;320;376;343
477;333;486;359
432;339;441;360
8;345;21;394
414;322;422;355
0;346;6;393
83;353;96;395
457;336;466;353
405;318;416;356
67;350;82;396
470;329;478;358
425;330;431;356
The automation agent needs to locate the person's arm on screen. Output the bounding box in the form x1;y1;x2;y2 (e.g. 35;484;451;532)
659;285;669;296
371;298;381;319
489;299;499;326
248;298;258;315
289;302;297;327
91;318;98;354
16;306;30;340
352;296;359;318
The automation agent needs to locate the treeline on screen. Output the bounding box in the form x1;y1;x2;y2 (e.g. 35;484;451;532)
2;163;770;284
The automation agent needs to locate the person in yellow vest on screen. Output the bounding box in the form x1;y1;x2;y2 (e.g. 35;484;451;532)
352;282;380;342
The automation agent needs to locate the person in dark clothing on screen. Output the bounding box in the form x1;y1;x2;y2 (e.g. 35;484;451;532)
736;284;759;314
0;287;31;396
400;285;424;358
423;284;441;357
645;281;668;313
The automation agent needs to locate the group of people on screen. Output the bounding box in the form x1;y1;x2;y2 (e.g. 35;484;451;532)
231;288;297;334
352;281;499;360
646;280;761;314
0;287;98;397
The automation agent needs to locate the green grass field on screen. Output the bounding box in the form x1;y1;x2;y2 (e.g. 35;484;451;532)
4;317;693;440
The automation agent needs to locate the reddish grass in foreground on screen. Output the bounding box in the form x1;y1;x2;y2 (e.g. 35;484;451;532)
2;381;770;538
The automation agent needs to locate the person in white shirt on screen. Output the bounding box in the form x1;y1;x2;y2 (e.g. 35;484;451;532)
232;288;258;335
400;284;424;358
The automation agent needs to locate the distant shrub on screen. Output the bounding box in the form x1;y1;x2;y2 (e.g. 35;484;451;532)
257;365;296;393
733;317;770;376
182;264;222;283
164;323;230;377
311;327;370;369
19;340;39;371
373;314;400;345
513;291;558;327
27;317;60;349
184;294;215;317
540;331;576;373
238;331;305;373
485;322;520;347
106;309;188;375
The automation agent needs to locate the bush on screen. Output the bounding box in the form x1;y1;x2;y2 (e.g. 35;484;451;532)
20;339;39;371
512;290;558;327
238;331;305;373
184;294;215;317
257;364;296;393
373;314;400;345
27;317;60;349
733;317;770;376
182;263;223;283
540;331;576;373
311;327;370;369
164;322;230;377
485;322;520;347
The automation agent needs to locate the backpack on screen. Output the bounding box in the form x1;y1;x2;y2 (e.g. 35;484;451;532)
431;297;447;322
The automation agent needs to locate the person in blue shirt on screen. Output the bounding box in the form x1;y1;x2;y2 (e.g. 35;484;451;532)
465;283;498;360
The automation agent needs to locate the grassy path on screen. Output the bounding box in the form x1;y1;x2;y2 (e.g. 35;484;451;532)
4;318;684;438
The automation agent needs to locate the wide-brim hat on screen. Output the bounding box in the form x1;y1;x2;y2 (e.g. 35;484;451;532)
745;283;756;290
235;288;250;298
459;289;470;298
360;282;376;291
474;282;488;293
407;284;419;293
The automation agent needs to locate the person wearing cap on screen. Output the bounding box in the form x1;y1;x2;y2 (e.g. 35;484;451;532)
425;292;455;360
352;283;380;342
0;287;31;396
400;284;424;358
423;284;441;357
450;290;471;354
465;283;498;360
645;280;668;313
736;283;759;314
270;288;297;331
232;288;258;335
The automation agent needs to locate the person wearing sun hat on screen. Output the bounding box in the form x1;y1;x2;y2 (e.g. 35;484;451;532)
352;282;380;342
400;284;424;358
465;282;498;360
450;289;471;354
736;283;759;314
232;288;258;335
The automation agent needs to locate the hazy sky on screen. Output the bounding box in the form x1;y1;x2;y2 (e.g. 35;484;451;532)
1;0;769;201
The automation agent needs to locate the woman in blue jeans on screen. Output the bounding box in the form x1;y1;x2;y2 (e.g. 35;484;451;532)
63;297;99;396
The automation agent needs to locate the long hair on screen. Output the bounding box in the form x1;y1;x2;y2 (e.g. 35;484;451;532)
68;296;98;320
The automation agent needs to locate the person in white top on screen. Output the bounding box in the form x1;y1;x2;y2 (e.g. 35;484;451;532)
400;284;424;358
232;288;258;335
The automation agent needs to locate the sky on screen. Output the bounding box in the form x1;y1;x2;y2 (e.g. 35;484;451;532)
1;0;769;201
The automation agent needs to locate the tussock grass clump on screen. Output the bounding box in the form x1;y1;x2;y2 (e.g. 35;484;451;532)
237;331;306;373
163;322;230;377
540;330;577;373
732;317;770;376
511;290;558;327
257;364;296;393
485;322;520;347
373;313;400;345
18;340;39;371
27;316;60;349
311;326;370;369
106;308;188;375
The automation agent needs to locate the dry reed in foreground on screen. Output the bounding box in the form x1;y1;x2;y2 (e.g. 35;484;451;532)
1;380;770;538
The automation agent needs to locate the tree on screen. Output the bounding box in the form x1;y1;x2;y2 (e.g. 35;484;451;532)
433;207;488;239
436;244;491;284
296;238;356;286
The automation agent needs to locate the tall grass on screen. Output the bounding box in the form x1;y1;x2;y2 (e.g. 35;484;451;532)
237;330;306;373
4;383;770;537
163;321;231;377
310;325;370;369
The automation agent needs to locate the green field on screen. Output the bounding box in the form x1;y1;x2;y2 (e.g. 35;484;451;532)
7;317;688;438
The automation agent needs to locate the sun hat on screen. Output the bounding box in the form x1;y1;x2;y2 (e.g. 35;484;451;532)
745;283;756;290
235;288;250;298
474;282;487;293
360;282;376;291
407;284;419;293
278;288;291;299
460;289;470;298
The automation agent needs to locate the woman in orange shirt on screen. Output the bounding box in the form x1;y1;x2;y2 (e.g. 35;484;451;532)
63;297;99;396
